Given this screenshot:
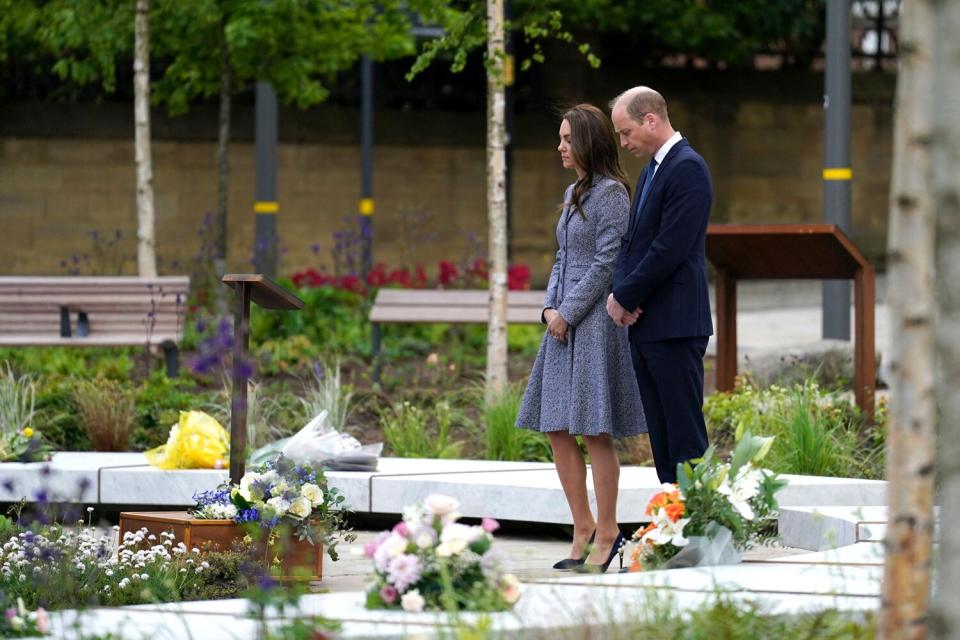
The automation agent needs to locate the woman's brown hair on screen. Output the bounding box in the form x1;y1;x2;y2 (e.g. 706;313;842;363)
562;103;631;218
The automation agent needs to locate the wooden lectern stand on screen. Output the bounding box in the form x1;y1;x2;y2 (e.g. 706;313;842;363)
222;274;304;484
706;224;876;419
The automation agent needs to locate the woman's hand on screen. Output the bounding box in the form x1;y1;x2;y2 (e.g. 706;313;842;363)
546;311;569;343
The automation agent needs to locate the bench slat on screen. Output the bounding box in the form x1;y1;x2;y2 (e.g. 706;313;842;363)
0;334;182;346
0;295;187;306
371;307;543;324
0;276;189;287
373;289;545;306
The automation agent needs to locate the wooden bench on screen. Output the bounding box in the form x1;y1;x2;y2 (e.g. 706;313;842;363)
368;288;547;379
0;276;190;376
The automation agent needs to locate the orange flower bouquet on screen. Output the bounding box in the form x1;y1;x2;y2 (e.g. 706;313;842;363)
628;432;787;572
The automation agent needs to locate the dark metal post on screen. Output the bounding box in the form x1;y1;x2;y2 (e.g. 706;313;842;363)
254;82;278;278
360;54;383;384
360;55;374;278
229;283;251;485
822;0;852;341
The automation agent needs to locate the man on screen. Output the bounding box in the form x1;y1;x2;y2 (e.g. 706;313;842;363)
606;86;714;483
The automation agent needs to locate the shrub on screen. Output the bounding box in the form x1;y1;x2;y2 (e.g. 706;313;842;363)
703;376;884;479
73;379;135;452
380;400;463;459
483;383;551;462
297;358;354;431
0;363;36;435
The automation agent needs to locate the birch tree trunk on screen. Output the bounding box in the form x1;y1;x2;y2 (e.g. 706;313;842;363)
484;0;508;405
930;1;960;636
213;26;231;316
879;0;936;637
133;0;157;277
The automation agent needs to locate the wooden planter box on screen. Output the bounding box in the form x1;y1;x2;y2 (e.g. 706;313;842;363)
119;511;323;581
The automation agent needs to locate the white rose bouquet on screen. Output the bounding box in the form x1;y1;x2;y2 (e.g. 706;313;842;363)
363;494;520;612
192;455;353;560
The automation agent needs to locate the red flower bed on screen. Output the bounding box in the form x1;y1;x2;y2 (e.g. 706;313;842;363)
291;260;531;294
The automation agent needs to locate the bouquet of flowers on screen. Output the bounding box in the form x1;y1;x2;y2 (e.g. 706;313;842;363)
0;596;49;637
0;427;52;463
628;432;787;572
364;494;520;613
192;455;353;560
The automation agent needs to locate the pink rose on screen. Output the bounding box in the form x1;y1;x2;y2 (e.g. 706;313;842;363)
4;609;14;622
35;608;50;634
481;517;500;533
379;585;398;604
393;522;410;538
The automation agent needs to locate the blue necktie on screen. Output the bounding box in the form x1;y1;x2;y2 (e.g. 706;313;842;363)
633;158;658;227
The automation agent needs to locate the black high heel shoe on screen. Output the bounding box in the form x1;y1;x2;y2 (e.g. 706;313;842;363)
552;530;596;570
574;531;624;574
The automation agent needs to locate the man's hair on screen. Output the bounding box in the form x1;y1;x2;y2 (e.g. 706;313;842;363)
610;87;669;125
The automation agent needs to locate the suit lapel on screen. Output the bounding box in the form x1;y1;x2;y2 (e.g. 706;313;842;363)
625;139;689;247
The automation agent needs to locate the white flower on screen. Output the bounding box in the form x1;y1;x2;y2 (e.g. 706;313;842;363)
642;508;690;547
373;533;408;572
301;483;324;507
424;494;459;517
415;531;435;549
718;464;764;521
239;472;262;501
439;523;483;547
288;497;312;520
266;496;291;517
500;573;521;604
402;504;427;527
435;540;466;557
400;589;426;613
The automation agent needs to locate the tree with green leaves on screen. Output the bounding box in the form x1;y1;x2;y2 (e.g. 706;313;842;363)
147;0;430;309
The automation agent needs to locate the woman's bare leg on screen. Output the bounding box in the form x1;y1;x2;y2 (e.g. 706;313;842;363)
582;434;621;565
547;431;595;558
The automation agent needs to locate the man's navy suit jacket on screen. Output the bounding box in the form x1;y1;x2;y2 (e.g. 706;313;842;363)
612;139;714;342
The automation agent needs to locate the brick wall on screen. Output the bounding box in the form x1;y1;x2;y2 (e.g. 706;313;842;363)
0;90;893;285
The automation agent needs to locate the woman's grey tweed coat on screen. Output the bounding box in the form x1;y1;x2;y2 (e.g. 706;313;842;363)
516;176;647;438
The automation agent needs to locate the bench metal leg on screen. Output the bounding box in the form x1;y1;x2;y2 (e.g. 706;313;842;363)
59;306;72;337
161;340;180;377
371;322;382;385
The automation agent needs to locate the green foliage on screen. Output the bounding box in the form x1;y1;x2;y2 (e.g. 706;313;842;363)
550;0;826;66
0;347;133;380
36;0;133;92
0;362;36;435
614;592;875;639
32;377;88;451
255;334;325;377
703;377;885;479
405;1;601;82
380;399;463;459
482;383;551;462
150;0;423;115
297;357;354;431
246;579;341;640
251;284;369;358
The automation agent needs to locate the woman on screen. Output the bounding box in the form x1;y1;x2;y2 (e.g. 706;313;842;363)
516;104;646;573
